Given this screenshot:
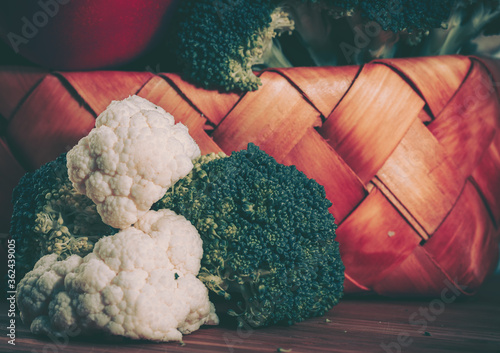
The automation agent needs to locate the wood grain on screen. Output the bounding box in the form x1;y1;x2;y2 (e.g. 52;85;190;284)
266;65;360;118
163;73;243;127
429;60;500;179
424;182;499;290
0;67;47;120
7;75;96;169
372;55;471;117
212;71;322;161
472;130;500;227
376;119;464;236
1;275;499;353
319;63;425;184
138;75;224;155
57;71;154;116
281;128;367;224
336;187;422;290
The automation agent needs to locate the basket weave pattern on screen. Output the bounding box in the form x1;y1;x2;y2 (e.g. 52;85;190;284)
1;55;499;296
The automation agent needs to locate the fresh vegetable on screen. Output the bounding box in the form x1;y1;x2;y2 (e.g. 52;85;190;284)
419;0;500;57
17;209;218;342
174;0;294;92
173;0;500;91
14;96;344;338
153;143;344;327
291;0;456;34
11;94;200;280
66;95;200;229
288;0;459;66
10;153;116;283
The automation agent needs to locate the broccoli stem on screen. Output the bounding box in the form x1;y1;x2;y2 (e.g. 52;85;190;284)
256;38;293;68
435;1;500;55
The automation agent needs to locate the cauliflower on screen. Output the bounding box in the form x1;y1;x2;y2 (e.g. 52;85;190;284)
17;209;218;342
67;95;201;229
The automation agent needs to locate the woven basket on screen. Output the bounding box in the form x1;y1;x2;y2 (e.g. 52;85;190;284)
1;55;499;296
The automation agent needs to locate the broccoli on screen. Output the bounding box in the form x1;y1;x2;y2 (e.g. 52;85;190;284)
292;0;455;33
355;0;455;33
153;143;344;327
10;153;116;281
420;0;500;56
173;0;500;91
289;0;459;64
175;0;294;92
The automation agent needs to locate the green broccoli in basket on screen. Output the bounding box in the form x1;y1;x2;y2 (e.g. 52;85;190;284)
153;143;344;327
174;0;294;92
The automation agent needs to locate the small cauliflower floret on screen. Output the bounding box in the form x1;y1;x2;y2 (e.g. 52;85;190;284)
67;95;201;229
16;209;218;342
17;253;83;325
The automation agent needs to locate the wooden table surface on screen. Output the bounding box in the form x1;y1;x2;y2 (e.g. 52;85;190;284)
1;274;499;353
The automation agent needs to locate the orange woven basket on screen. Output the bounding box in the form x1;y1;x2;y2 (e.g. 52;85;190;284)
1;55;499;297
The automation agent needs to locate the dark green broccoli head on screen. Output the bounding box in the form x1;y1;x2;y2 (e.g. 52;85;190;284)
175;0;294;92
360;0;455;33
303;0;455;33
154;144;344;327
10;153;116;281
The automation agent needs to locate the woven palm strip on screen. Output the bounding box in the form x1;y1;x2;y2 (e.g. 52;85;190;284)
1;55;499;296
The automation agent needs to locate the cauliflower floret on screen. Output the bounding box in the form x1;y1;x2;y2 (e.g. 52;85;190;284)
16;210;218;342
67;95;201;229
17;254;83;325
135;209;204;276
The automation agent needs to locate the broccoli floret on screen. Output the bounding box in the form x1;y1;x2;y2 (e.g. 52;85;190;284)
296;0;457;43
10;153;116;281
357;0;455;33
153;144;344;327
298;0;500;44
175;0;294;92
292;0;458;34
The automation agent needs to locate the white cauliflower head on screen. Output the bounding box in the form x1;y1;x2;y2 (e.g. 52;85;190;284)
67;95;201;229
17;209;218;342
